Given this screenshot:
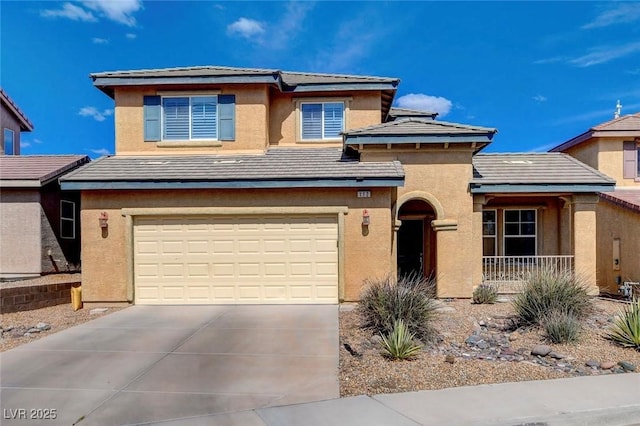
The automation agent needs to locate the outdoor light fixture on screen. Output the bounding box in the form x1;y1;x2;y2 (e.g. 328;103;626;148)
99;212;109;228
362;209;370;226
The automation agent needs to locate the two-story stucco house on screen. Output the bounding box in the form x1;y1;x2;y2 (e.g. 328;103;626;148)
551;113;640;295
1;88;34;156
61;66;614;306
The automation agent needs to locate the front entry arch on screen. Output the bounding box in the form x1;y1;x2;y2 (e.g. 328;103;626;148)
396;199;437;279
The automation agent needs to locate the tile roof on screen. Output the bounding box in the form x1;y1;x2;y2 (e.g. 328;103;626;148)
0;155;90;187
471;153;615;192
388;107;438;120
60;148;404;189
600;190;640;214
0;88;34;131
550;113;640;152
345;118;496;136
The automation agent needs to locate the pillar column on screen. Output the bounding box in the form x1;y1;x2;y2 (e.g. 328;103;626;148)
572;194;599;295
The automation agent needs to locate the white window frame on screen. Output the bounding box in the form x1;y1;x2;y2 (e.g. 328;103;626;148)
482;209;497;256
60;200;76;240
503;209;537;256
4;128;15;155
161;95;218;141
299;101;345;141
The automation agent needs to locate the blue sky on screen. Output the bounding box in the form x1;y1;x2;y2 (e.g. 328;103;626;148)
2;1;640;157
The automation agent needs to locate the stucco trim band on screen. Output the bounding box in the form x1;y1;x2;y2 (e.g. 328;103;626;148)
431;219;458;232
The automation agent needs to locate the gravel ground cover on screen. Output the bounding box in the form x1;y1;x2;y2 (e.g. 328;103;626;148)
340;298;640;397
0;304;125;352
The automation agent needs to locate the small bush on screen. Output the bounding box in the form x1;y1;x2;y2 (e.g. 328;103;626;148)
543;311;581;343
380;319;423;360
473;284;498;304
607;298;640;349
512;269;592;326
358;273;437;342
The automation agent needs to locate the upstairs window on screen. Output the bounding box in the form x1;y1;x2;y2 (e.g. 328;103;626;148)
162;96;217;140
623;141;640;179
301;102;344;140
503;209;536;256
4;129;15;155
143;95;235;142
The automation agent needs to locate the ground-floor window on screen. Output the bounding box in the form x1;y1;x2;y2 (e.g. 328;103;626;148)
503;209;536;256
482;210;497;256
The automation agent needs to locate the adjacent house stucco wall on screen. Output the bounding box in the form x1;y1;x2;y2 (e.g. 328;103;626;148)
0;102;22;155
596;200;640;294
0;190;41;278
565;137;639;187
80;188;393;303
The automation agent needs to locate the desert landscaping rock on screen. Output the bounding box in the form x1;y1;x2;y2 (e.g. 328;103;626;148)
90;308;109;315
618;361;636;372
531;345;552;357
549;352;565;359
600;361;616;370
586;359;601;368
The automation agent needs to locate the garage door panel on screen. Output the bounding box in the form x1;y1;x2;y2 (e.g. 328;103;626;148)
134;215;338;304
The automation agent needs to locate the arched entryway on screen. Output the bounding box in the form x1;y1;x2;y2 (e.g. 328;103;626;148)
397;199;437;278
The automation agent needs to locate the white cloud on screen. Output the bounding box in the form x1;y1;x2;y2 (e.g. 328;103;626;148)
41;0;142;26
227;17;265;40
41;3;97;22
90;148;111;156
396;94;453;117
33;138;43;144
533;56;568;65
269;2;314;49
125;33;137;39
79;106;113;122
92;37;108;44
582;3;640;29
569;42;640;67
81;0;142;27
20;141;31;148
533;95;547;103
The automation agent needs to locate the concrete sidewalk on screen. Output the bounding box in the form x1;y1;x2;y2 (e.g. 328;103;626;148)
152;373;640;426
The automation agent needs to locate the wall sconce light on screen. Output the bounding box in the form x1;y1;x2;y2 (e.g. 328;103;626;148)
99;212;109;228
362;209;370;226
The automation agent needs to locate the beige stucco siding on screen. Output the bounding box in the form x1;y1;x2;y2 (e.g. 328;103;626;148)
361;149;479;298
269;91;382;146
565;138;638;187
80;188;393;303
114;85;270;155
0;190;41;277
596;201;640;293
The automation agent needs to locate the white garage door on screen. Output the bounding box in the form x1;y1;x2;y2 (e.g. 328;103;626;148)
133;215;338;304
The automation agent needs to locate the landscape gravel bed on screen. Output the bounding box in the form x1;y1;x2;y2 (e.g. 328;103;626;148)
339;298;640;397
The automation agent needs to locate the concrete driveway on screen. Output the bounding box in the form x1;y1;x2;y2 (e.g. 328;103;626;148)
0;305;339;425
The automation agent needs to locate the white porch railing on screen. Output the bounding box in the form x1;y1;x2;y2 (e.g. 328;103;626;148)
482;255;574;293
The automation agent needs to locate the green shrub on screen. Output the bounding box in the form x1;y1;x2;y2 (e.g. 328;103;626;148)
607;298;640;349
472;284;498;304
358;273;437;342
380;319;423;360
543;311;581;343
512;268;592;326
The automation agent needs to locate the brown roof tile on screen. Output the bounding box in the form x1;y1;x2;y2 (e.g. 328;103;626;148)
600;190;640;213
0;155;90;186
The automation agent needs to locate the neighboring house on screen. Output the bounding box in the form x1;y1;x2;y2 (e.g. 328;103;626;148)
1;88;34;156
60;66;614;306
0;155;90;279
551;113;640;294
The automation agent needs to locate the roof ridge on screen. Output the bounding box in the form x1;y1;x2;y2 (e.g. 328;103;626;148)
91;65;279;77
593;112;640;130
281;70;399;81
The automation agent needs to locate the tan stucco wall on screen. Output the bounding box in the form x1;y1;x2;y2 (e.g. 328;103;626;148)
361;148;479;298
596;201;640;294
80;188;393;303
269;91;382;146
0;190;41;277
565;138;639;187
114;85;270;155
572;195;598;294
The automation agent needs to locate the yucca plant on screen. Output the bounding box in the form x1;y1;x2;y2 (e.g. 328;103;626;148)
607;298;640;349
472;284;498;304
380;319;423;360
512;268;592;326
543;311;581;344
358;273;438;341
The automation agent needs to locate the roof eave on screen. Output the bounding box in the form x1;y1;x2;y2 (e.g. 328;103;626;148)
344;134;495;145
469;183;615;194
61;177;405;191
287;82;399;93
